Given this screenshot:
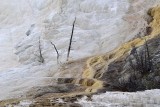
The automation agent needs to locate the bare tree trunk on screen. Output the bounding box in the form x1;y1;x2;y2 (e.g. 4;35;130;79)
51;42;59;64
145;39;154;72
38;36;44;63
67;17;76;61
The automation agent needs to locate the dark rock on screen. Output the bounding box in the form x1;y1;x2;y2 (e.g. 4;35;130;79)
69;103;82;107
27;84;77;98
154;76;160;83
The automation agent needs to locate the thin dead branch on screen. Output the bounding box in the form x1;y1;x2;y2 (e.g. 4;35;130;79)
50;41;59;64
67;17;76;61
38;36;44;63
129;40;154;75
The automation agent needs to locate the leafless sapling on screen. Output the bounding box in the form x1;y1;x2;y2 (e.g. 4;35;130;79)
129;39;154;75
67;17;76;61
38;36;44;63
50;41;60;64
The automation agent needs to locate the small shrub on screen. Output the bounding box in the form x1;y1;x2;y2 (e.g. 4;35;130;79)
129;40;154;76
111;40;155;92
113;74;145;92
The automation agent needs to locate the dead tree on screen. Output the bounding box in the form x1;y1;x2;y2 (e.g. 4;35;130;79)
38;36;44;63
67;17;76;61
129;39;154;75
50;41;59;64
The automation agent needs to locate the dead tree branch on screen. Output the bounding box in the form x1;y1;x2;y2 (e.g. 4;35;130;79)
50;41;59;64
67;17;76;61
38;36;44;63
129;39;154;75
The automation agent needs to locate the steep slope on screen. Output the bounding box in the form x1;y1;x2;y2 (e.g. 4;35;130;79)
0;0;160;107
26;5;160;107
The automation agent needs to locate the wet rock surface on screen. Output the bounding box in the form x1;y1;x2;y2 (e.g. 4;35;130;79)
26;84;78;98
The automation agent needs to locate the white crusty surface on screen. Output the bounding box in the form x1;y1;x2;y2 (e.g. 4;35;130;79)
0;0;160;103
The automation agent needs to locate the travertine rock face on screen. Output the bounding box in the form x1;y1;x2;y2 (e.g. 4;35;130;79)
1;0;158;67
78;89;160;107
0;0;160;105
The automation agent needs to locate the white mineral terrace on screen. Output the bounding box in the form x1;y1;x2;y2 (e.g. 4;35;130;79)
0;0;160;106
